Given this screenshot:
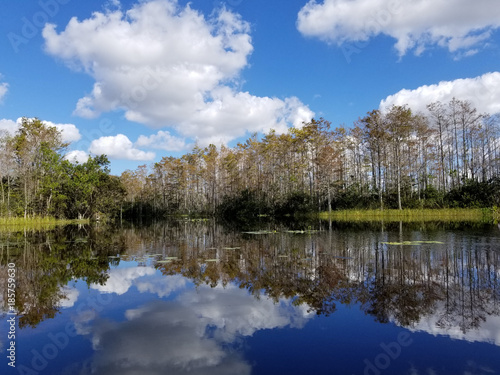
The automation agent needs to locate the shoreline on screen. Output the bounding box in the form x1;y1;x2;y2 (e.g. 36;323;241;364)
318;208;495;223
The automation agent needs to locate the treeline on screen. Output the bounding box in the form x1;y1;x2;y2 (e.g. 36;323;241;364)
121;98;500;218
2;98;500;221
0;118;125;220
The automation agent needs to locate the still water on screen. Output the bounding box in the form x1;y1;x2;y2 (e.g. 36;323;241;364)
1;220;500;375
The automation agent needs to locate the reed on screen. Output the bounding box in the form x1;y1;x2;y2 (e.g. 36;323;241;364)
319;208;491;223
0;216;89;230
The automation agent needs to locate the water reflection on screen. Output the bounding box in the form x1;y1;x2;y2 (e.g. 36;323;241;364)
75;276;311;375
0;226;125;328
1;220;500;374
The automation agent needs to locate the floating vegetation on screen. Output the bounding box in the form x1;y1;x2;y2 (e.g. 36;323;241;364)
381;240;445;246
334;256;353;260
286;230;319;234
243;230;277;234
278;255;289;258
183;218;209;222
223;247;241;250
156;260;171;264
204;258;219;262
164;256;179;260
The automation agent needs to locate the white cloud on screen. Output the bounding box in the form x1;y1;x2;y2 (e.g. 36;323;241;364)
90;266;156;295
136;130;188;152
0;119;17;135
64;150;89;164
380;72;500;115
42;120;82;143
297;0;500;57
89;134;156;161
0;118;82;145
42;0;313;145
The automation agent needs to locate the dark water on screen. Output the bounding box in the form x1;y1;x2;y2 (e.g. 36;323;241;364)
1;220;500;375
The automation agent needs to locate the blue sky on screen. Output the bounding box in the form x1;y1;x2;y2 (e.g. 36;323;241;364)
1;0;500;174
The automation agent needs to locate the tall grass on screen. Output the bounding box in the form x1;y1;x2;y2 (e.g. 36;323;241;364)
0;216;89;231
319;208;492;223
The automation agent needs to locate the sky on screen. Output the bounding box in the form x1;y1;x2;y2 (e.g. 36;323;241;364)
1;0;500;174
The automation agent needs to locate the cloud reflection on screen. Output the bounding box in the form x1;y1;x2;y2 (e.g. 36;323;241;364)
90;266;156;295
80;276;313;374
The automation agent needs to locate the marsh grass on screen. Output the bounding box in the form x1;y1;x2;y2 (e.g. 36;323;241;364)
319;208;492;223
0;216;89;231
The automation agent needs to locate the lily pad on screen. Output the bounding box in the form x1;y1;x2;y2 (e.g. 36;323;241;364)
243;230;277;234
286;230;319;234
381;240;445;245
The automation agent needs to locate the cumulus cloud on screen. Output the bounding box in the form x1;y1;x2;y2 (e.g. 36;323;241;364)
42;0;313;146
0;119;17;135
89;134;156;161
42;120;82;143
0;118;81;144
380;72;500;115
136;130;188;152
64;150;89;164
297;0;500;56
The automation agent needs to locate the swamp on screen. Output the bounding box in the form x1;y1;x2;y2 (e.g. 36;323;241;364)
1;218;499;374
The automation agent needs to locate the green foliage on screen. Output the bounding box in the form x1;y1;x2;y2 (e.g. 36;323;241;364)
444;178;500;208
217;189;270;224
0;119;126;221
275;191;315;216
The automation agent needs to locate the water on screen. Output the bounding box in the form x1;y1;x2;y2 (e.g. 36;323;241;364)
1;220;500;375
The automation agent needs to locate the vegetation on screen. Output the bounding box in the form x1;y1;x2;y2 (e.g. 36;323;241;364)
2;98;499;222
0;118;125;221
119;98;500;218
0;225;126;328
319;208;491;222
4;220;498;331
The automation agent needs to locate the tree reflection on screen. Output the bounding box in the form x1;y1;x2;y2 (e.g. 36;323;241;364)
0;225;127;328
1;220;499;339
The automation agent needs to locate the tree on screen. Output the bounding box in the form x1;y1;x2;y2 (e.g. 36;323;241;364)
64;155;122;220
10;118;68;218
385;106;414;210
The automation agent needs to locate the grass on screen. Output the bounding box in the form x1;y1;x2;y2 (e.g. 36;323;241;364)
319;208;493;223
0;216;89;231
